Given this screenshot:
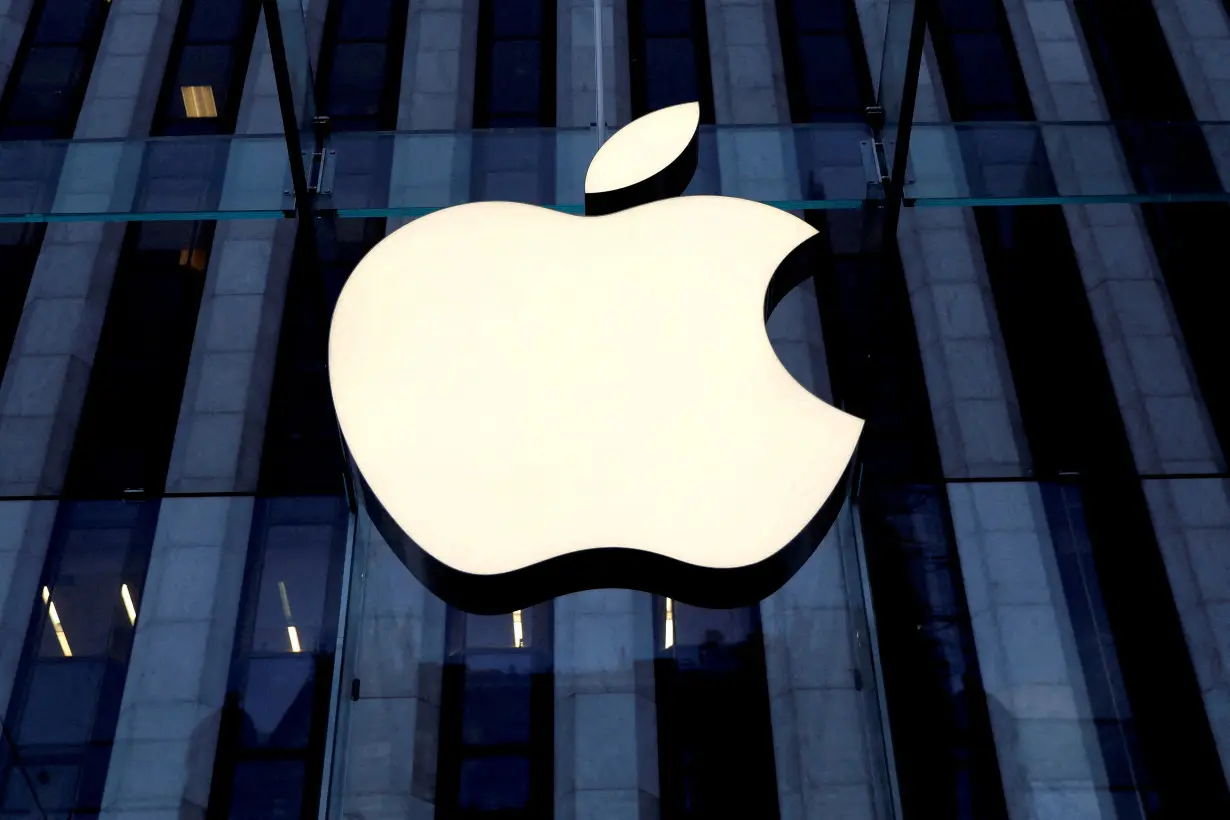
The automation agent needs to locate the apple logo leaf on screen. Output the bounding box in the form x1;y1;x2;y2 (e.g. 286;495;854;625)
584;101;701;216
329;102;864;615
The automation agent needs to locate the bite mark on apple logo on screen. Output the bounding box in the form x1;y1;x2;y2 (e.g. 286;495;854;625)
329;102;864;614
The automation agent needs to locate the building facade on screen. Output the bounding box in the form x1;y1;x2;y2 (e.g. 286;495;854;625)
0;0;1229;818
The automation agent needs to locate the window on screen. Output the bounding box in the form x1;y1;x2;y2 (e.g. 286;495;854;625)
0;223;46;388
315;0;410;132
473;0;556;127
627;0;714;122
653;600;778;818
259;219;385;497
151;0;261;136
775;0;874;122
929;0;1032;121
63;222;212;498
205;497;350;820
0;0;111;138
436;604;553;818
0;500;158;818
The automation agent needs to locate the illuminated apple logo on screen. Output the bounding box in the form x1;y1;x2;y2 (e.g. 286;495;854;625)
328;102;863;614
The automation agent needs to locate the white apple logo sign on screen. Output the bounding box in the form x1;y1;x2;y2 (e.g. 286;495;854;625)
328;102;863;614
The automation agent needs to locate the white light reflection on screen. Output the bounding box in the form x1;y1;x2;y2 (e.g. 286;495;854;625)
121;583;137;625
43;586;72;657
279;582;300;652
664;598;674;650
512;609;524;648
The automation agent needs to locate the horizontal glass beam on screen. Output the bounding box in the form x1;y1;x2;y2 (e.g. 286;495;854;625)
4;121;1229;222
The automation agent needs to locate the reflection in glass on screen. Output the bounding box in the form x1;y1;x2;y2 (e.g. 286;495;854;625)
0;500;157;817
437;603;553;818
205;497;350;820
654;599;778;818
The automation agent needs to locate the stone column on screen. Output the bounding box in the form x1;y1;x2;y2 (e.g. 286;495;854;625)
698;5;890;817
0;0;35;94
325;6;478;817
96;2;328;818
847;8;1121;818
549;9;658;819
1001;0;1230;784
335;510;447;820
387;0;478;229
0;0;184;727
554;590;659;820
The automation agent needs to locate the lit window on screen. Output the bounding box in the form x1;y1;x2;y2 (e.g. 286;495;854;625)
512;609;524;648
663;597;674;649
180;85;218;118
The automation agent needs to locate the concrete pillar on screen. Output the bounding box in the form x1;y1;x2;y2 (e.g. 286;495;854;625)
334;509;446;820
98;496;255;820
549;11;658;820
0;0;184;751
1000;0;1230;785
0;499;56;719
554;590;659;820
97;2;328;818
326;6;478;817
386;0;477;227
0;0;35;95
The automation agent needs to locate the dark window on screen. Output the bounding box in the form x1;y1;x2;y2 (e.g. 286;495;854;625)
776;0;874;122
654;601;779;819
63;222;211;498
474;0;556;127
0;223;46;387
151;0;261;136
0;0;111;139
929;0;1032;121
627;0;714;122
436;605;554;819
808;209;1009;820
976;205;1230;817
259;219;385;496
205;497;350;820
315;0;410;132
0;500;158;818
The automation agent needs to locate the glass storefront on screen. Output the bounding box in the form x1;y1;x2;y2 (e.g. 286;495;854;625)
1;0;1229;818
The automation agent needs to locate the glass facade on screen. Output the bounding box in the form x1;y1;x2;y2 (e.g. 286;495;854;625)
0;0;1228;819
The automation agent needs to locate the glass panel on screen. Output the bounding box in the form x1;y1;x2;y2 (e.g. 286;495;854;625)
0;135;294;221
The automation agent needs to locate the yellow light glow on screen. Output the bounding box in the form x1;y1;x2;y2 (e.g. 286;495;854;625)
45;598;71;657
512;610;524;648
178;248;207;271
664;598;674;649
287;625;301;653
121;583;137;625
180;85;218;118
